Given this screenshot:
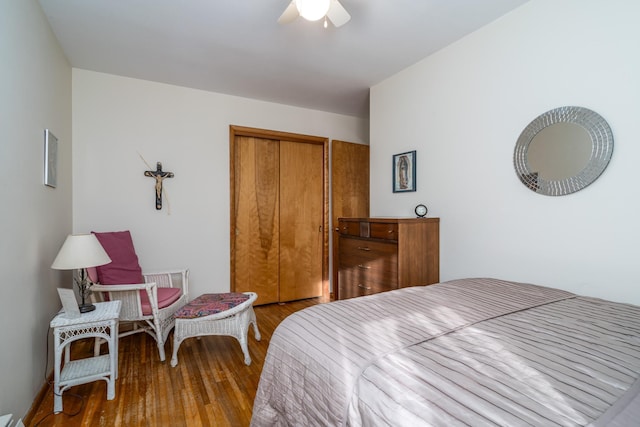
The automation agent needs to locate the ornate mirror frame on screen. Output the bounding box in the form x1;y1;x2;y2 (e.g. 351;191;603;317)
514;106;614;196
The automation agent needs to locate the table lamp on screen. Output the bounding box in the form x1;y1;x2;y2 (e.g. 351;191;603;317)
51;234;112;313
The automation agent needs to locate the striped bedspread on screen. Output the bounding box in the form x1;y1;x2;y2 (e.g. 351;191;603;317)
251;278;640;426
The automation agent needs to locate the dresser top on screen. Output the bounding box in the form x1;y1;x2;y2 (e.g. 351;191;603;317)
338;217;439;223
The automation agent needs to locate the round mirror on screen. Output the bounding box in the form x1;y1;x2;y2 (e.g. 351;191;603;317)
514;106;613;196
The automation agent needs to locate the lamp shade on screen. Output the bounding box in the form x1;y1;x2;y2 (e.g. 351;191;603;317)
296;0;330;21
51;234;112;270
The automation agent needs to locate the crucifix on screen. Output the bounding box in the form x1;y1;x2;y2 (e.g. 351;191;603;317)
144;162;174;210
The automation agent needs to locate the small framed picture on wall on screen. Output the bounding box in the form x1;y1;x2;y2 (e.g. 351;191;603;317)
44;129;58;188
392;150;416;193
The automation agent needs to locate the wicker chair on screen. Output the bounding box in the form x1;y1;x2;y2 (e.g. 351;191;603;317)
91;270;189;361
88;231;189;362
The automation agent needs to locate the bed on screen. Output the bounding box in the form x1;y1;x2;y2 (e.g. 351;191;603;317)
251;278;640;426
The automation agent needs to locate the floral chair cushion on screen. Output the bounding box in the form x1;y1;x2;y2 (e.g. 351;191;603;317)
175;293;250;319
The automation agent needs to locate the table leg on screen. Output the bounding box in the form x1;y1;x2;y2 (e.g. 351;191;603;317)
53;332;63;413
107;319;116;399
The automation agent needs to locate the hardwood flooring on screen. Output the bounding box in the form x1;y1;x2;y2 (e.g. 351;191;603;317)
26;297;323;427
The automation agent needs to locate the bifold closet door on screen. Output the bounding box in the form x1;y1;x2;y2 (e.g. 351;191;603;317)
232;134;325;305
233;136;280;305
279;140;324;302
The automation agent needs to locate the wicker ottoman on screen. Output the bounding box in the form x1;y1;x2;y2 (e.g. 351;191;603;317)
170;292;260;367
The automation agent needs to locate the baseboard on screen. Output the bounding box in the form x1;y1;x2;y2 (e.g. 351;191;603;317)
21;372;53;427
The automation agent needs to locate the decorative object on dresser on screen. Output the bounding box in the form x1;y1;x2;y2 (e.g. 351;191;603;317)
392;150;416;192
414;203;428;217
336;217;439;300
51;234;113;313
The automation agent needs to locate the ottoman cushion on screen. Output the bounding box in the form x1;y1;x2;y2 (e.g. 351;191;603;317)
175;293;250;319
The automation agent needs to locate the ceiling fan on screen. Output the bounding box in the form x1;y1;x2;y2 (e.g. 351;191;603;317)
278;0;351;28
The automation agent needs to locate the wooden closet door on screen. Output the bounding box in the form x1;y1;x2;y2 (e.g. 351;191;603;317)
231;125;329;305
331;140;369;300
279;140;324;301
233;136;280;305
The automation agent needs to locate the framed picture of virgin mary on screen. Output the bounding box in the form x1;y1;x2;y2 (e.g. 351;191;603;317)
392;150;416;193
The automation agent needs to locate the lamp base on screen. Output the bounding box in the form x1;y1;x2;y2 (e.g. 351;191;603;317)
79;303;96;313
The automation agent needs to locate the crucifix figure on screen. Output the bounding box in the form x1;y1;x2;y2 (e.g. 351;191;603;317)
144;162;174;210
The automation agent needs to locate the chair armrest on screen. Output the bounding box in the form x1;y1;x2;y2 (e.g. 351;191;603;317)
92;282;153;292
143;269;189;297
91;282;158;320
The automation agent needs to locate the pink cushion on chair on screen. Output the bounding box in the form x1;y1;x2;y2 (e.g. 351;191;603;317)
140;287;183;315
92;230;183;314
92;230;144;285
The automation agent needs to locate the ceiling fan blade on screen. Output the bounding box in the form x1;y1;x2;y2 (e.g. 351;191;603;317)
327;0;351;27
278;1;299;25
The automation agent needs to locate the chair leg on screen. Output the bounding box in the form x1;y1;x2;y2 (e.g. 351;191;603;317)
157;340;166;362
250;308;261;341
238;333;252;366
170;336;183;367
238;311;258;365
151;317;166;362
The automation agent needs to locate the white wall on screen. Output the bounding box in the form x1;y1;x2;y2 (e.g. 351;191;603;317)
72;70;368;299
0;0;72;418
370;0;640;303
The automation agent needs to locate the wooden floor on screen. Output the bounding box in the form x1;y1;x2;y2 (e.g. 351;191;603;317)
26;298;323;427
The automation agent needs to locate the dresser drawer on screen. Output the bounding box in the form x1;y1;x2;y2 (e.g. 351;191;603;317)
338;269;397;291
338;220;398;241
338;237;397;299
338;237;397;261
369;222;398;240
337;220;360;237
337;261;397;287
339;239;397;276
338;271;396;299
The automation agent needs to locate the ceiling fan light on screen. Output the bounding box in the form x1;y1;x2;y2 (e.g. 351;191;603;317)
296;0;331;22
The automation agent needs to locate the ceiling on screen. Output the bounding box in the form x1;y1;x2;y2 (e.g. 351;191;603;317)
38;0;528;118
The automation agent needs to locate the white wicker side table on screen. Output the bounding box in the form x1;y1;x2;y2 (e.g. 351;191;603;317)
50;300;121;413
171;292;260;367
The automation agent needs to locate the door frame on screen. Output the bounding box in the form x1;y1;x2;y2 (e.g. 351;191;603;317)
229;125;329;302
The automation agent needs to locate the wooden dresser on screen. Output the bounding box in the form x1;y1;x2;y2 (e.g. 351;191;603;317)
336;217;439;300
